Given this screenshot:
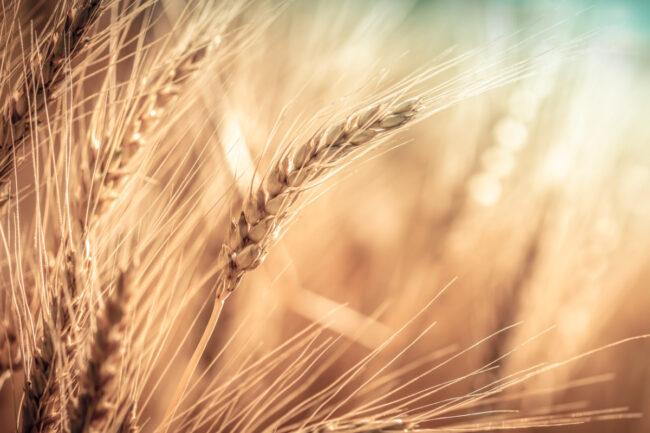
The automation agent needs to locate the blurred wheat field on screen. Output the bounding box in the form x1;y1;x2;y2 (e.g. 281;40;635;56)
0;0;649;432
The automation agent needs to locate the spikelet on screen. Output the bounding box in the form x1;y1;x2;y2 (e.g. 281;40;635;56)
21;328;57;433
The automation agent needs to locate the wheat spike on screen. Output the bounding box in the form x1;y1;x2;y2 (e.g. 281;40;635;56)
21;248;80;432
0;0;103;206
216;97;421;298
68;270;133;433
84;42;214;228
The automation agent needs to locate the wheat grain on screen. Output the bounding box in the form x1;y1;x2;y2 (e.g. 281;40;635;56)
215;97;421;299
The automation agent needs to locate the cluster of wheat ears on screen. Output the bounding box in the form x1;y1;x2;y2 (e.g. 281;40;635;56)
0;1;647;432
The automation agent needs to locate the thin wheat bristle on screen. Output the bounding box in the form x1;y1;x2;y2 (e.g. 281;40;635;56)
304;419;414;433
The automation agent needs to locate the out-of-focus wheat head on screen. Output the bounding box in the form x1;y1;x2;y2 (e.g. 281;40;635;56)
1;1;649;433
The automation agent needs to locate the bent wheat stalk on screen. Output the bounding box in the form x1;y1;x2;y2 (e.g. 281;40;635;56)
162;97;421;428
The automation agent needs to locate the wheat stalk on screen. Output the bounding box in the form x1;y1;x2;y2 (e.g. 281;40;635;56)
68;270;132;433
46;34;217;433
67;41;218;433
162;97;421;428
0;0;103;208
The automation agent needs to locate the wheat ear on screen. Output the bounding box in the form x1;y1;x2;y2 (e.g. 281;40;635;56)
18;3;105;417
68;270;132;433
162;97;421;428
0;0;103;205
85;42;213;229
216;97;421;298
